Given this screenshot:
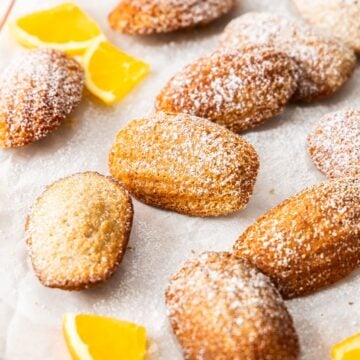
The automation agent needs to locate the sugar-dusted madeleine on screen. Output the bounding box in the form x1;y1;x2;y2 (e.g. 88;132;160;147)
108;112;259;216
308;109;360;179
108;0;235;35
233;177;360;299
156;46;298;133
26;172;133;290
0;49;84;148
220;12;356;102
165;252;300;360
293;0;360;53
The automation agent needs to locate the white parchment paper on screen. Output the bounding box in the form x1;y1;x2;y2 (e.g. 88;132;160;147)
0;0;359;359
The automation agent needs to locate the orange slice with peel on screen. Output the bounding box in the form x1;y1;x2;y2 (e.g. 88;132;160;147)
10;3;103;54
63;313;147;360
83;39;150;105
332;332;360;360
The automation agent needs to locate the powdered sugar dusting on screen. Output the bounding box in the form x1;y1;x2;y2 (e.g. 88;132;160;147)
220;12;356;101
109;0;236;35
234;176;360;298
109;112;259;216
0;48;84;147
1;1;360;359
292;0;360;53
156;46;298;132
165;252;299;359
308;109;360;179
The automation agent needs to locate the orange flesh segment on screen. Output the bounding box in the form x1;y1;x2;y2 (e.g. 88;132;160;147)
16;3;101;43
332;332;360;360
85;40;150;104
63;313;146;360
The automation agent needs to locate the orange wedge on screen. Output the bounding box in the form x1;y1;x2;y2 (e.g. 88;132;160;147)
63;313;147;360
10;3;103;54
332;332;360;360
83;40;150;104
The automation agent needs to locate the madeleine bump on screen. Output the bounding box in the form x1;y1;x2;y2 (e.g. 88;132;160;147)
233;177;360;299
0;49;84;148
109;112;259;217
308;109;360;179
156;46;298;132
292;0;360;53
220;12;356;102
165;252;300;360
26;172;133;290
108;0;236;35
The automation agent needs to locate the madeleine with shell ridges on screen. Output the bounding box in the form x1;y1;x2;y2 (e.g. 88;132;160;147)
155;46;298;133
0;48;84;148
233;176;360;299
219;12;356;102
26;172;133;290
108;0;236;35
292;0;360;53
165;251;300;360
308;109;360;179
108;112;259;216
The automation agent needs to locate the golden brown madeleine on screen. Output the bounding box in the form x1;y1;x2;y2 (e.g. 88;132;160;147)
308;109;360;179
108;0;236;35
220;12;356;102
26;172;133;290
293;0;360;53
233;177;360;299
109;112;259;216
156;46;298;133
165;252;299;360
0;49;84;148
